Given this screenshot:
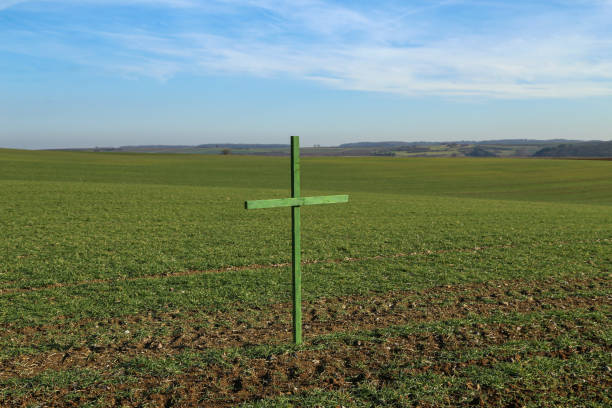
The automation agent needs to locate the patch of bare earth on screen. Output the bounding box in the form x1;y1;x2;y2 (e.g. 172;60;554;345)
1;275;610;408
12;299;611;407
1;276;609;380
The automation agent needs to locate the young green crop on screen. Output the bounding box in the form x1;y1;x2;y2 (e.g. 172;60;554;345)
0;149;610;407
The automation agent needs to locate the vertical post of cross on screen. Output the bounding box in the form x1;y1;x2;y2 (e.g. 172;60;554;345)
290;135;302;345
245;136;348;345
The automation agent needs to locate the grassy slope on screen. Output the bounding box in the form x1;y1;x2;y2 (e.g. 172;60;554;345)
2;149;612;202
2;150;611;289
0;149;610;406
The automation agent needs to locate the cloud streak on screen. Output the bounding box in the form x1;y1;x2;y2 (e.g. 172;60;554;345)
0;0;28;10
1;0;612;98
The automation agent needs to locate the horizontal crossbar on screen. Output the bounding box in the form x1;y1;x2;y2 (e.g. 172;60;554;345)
245;195;349;209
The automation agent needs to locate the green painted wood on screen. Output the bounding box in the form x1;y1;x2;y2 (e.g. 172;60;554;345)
292;206;302;344
292;135;300;198
301;195;349;205
291;136;302;345
245;195;349;209
244;135;348;345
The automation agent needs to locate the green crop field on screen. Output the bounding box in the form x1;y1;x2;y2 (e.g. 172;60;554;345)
1;149;611;407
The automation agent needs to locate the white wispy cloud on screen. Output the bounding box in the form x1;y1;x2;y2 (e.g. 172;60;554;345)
0;0;197;9
1;0;612;98
0;0;28;10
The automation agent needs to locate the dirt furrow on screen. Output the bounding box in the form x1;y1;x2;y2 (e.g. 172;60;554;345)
7;304;610;407
4;274;608;338
1;275;609;380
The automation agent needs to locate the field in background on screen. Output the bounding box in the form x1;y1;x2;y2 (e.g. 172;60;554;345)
69;141;556;157
84;139;612;158
1;149;611;407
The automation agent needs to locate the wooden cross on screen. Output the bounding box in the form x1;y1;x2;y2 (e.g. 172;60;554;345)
245;136;349;345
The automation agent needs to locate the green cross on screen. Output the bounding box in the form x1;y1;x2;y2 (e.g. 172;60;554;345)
245;136;349;345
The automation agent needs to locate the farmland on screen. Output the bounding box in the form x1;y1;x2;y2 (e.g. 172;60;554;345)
0;149;611;407
71;141;575;158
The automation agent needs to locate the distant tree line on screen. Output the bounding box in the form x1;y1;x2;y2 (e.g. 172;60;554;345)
533;141;612;158
465;146;497;157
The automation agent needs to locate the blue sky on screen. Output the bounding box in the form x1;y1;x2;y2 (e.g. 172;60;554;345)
1;0;611;149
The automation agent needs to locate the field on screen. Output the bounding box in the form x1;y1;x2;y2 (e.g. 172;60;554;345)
77;141;553;157
0;149;611;407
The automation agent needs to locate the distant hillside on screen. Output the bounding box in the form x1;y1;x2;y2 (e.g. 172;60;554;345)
466;146;497;157
339;139;581;148
338;141;411;148
40;139;610;158
196;144;288;148
119;145;192;149
462;139;581;145
533;141;612;158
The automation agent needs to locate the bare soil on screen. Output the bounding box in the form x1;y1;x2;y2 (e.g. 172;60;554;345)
2;275;608;379
2;275;610;407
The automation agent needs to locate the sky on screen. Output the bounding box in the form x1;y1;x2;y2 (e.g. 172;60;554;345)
1;0;611;149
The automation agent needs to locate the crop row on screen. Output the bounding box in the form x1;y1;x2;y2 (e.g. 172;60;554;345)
2;271;608;374
0;241;608;327
2;179;611;289
2;301;609;406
